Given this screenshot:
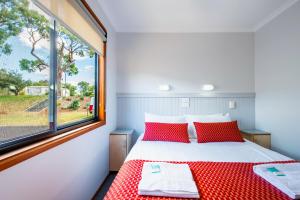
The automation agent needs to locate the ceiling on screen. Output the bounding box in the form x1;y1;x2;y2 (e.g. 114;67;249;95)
97;0;298;32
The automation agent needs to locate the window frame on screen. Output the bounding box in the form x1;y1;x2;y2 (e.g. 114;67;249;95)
53;20;101;130
0;0;107;171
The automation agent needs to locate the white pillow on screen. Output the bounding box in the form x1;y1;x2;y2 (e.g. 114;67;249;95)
185;113;232;138
145;113;186;123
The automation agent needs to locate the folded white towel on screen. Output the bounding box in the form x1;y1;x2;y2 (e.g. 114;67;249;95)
254;163;300;199
138;162;199;199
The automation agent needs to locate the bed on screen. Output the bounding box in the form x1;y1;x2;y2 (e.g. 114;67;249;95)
104;135;294;200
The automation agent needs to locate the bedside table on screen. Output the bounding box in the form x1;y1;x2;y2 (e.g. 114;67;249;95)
109;129;133;171
241;130;271;149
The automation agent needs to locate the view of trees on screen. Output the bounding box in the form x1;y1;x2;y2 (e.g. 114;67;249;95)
78;81;95;97
0;0;28;56
0;68;31;95
64;83;77;97
0;0;97;142
0;0;95;97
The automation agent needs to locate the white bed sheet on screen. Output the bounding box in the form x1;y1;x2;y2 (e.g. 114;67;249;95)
126;135;292;163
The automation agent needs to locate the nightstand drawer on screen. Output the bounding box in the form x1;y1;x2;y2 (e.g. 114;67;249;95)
109;130;133;171
252;135;271;149
241;130;271;149
109;135;127;171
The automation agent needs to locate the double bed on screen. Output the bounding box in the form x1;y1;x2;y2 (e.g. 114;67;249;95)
104;135;294;199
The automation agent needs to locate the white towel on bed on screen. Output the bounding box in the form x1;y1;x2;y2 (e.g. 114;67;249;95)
138;162;200;198
253;163;300;199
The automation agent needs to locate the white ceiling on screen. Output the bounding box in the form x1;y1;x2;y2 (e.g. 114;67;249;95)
97;0;298;32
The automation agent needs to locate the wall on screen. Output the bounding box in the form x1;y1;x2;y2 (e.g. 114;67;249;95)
0;0;117;199
116;33;254;93
255;1;300;159
116;32;255;139
117;94;255;141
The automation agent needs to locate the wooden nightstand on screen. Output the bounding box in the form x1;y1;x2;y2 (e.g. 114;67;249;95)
241;130;271;149
109;130;133;171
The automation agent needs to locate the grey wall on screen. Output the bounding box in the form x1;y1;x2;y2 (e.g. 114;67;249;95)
255;1;300;159
117;33;255;93
117;94;255;141
0;1;117;199
116;32;256;141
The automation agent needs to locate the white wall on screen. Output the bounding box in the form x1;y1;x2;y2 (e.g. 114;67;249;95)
0;0;117;199
2;1;299;198
117;33;254;93
255;1;300;159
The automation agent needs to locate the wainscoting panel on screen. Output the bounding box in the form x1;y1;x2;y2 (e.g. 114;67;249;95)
117;93;255;142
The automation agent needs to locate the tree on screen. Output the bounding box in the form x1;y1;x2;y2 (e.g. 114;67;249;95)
19;5;50;73
1;1;94;96
18;4;94;96
68;99;80;110
88;85;95;97
0;0;28;55
0;68;10;89
64;83;76;96
77;82;94;97
0;69;30;95
31;80;49;86
78;81;89;96
8;71;30;95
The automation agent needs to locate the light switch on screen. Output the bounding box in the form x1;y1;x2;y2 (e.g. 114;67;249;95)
229;101;236;109
181;98;190;108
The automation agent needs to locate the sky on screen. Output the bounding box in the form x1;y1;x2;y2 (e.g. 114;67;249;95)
0;1;96;87
0;33;96;87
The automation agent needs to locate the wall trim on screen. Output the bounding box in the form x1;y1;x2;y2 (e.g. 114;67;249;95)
254;0;298;31
117;92;256;98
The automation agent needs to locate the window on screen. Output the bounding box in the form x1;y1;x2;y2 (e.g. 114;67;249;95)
56;23;98;126
0;0;106;153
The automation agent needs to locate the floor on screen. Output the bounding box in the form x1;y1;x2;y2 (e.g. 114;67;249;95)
93;172;117;200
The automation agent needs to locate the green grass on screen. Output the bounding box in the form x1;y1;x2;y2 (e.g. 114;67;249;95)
0;111;93;126
0;95;93;126
58;111;93;125
0;112;48;126
0;95;47;113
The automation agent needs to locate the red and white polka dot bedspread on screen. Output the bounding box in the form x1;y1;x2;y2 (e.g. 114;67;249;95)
104;160;294;200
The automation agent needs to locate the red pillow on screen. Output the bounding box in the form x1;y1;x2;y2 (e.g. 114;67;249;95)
143;122;190;143
194;121;244;143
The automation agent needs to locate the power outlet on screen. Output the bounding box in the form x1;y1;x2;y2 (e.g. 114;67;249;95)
229;101;236;109
181;98;190;108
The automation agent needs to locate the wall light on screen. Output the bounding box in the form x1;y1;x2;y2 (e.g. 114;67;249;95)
202;84;215;91
159;84;171;91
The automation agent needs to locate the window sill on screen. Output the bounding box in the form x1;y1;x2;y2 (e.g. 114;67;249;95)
0;121;105;171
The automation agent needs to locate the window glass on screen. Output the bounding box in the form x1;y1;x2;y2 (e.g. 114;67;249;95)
0;1;51;143
0;0;100;151
56;24;97;126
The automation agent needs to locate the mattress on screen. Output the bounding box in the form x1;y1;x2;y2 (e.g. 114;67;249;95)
126;134;292;163
105;135;294;200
